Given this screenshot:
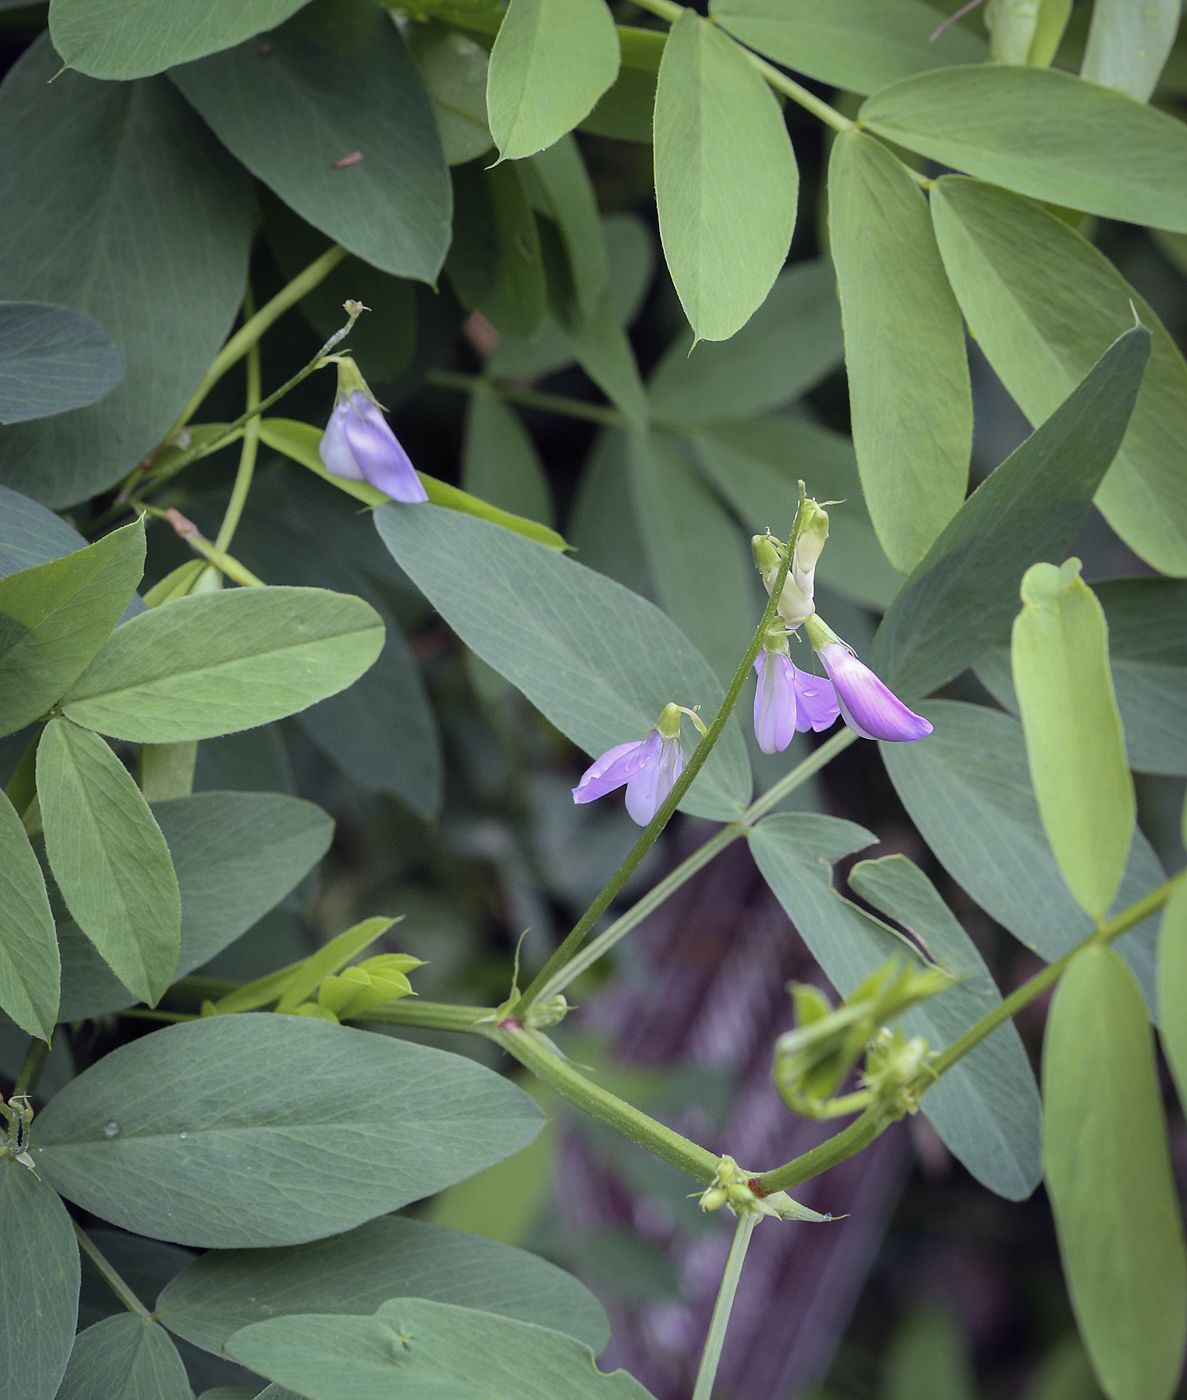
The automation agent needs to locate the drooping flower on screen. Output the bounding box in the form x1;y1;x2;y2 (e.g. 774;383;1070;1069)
802;614;931;743
752;651;841;753
319;358;427;503
572;704;694;826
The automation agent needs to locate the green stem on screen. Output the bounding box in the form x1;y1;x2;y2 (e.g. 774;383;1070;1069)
146;507;265;588
14;1036;49;1095
756;1107;883;1196
426;369;629;429
215;293;262;553
353;1000;497;1035
494;1023;719;1182
745;726;858;823
515;510;804;1015
692;1211;760;1400
172;244;347;433
73;1225;151;1320
120;1008;196;1024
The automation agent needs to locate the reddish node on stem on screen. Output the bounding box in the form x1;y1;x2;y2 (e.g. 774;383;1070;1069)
498;1018;522;1031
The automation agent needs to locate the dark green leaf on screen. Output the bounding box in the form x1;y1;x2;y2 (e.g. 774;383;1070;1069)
0;789;58;1039
647;259;842;428
0;486;93;582
156;1216;609;1356
407;21;492;166
1159;882;1187;1119
0;521;145;739
749;815;1042;1199
530;135;609;326
37;718;180;1005
445;161;546;339
0;1160;80;1400
568;430;652;597
710;0;985;97
580;26;662;143
463;388;553;526
374;503;751;821
60;587;385;743
870;326;1150;700
0;302;121;424
0;38;253;507
56;1315;191;1400
226;1297;652;1400
48;0;309;78
34;1015;545;1247
172;0;450;284
860;66;1187;231
1044;946;1187;1400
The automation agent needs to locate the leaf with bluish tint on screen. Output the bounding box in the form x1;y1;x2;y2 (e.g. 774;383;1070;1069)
374;503;751;822
828;132;971;573
1044;946;1187;1400
486;0;620;160
654;11;798;343
930;177;1187;578
1082;0;1180;103
0;485;95;581
0;790;58;1038
34;1016;545;1248
0;303;121;424
463;389;553;527
55;1315;191;1400
1011;560;1135;919
860;66;1187;231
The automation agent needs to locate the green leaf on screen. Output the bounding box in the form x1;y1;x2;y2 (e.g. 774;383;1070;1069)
486;0;620;160
0;789;58;1039
374;503;751;821
407;20;493;166
930;177;1187;577
37;718;180;1005
886;1310;977;1400
0;1161;80;1400
860;66;1187;231
258;416;568;552
870;325;1150;700
0;302;122;425
881;701;1166;1003
60;587;385;744
1157;880;1187;1112
568;430;652;597
445;162;547;339
0;37;253;508
828;132;971;573
647;259;842;428
171;1;450;284
1027;1335;1107;1400
529;135;609;326
271;916;395;1014
34;1015;545;1248
558;292;649;427
0;485;96;581
1011;560;1135;919
463;388;554;526
226;1297;651;1400
710;0;986;97
48;0;309;78
653;11;798;342
625;430;753;685
56;1315;191;1400
749;815;1042;1200
1082;0;1180;103
138;742;197;803
156;1216;609;1357
579;25;663;143
0;520;145;739
1044;945;1187;1400
692;416;902;612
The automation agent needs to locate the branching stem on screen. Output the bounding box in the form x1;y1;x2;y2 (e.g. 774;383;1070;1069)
692;1210;760;1400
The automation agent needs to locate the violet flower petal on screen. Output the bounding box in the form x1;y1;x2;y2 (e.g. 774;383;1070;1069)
318;397;366;480
819;643;932;742
340;392;428;503
753;651;798;754
792;666;840;733
573;733;660;805
625;734;683;826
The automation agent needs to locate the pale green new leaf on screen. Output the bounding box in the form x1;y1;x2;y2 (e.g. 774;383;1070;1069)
55;1316;191;1400
0;1160;80;1400
0;789;58;1039
1082;0;1180;103
48;0;309;78
711;0;985;96
1011;560;1135;919
487;0;620;160
34;1016;545;1248
60;587;384;743
930;177;1187;577
37;718;180;1005
463;388;553;527
654;11;798;343
860;66;1187;231
227;1298;652;1400
1156;880;1187;1111
828;132;970;573
1044;946;1187;1400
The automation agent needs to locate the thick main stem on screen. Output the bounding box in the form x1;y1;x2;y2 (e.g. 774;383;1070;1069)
691;1211;760;1400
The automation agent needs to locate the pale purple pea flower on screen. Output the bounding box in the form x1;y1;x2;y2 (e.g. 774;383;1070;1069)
753;651;841;753
320;390;428;503
817;642;932;743
572;729;684;826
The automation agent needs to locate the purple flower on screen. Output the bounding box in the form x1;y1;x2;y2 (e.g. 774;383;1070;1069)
753;651;841;753
572;729;683;826
817;643;932;743
319;390;427;503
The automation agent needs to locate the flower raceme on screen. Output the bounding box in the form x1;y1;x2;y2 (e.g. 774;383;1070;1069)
752;650;840;754
572;704;704;826
319;358;427;503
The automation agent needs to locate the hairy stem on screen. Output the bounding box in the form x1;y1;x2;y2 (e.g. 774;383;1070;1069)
426;369;629;429
74;1226;152;1321
215;294;262;553
692;1211;760;1400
